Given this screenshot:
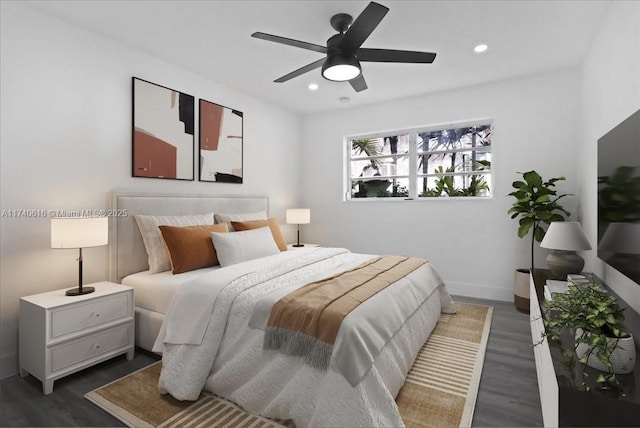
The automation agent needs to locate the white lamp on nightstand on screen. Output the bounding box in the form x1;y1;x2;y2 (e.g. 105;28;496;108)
51;216;108;296
540;221;591;279
286;208;310;247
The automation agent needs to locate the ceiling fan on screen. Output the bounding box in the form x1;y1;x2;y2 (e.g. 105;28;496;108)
251;1;436;92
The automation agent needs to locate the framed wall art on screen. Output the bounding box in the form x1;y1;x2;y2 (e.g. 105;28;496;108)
132;77;194;180
199;99;243;183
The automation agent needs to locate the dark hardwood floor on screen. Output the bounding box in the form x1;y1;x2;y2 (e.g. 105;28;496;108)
456;296;543;427
0;296;542;427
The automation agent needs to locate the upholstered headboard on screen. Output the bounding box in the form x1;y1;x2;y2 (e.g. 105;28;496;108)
109;192;269;283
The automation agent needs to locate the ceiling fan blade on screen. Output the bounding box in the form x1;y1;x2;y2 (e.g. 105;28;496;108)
274;58;326;83
349;74;368;92
338;2;389;51
358;48;436;63
251;32;327;54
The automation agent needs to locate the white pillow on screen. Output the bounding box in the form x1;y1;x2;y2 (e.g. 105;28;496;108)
214;210;267;231
211;227;279;267
134;213;214;273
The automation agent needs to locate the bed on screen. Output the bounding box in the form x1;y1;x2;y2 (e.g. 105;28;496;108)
110;192;270;350
109;191;456;427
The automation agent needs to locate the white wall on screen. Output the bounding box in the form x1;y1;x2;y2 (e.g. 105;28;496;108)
579;1;640;313
0;2;301;378
301;69;581;301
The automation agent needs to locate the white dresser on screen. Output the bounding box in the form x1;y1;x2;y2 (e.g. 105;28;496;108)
529;273;559;427
19;281;134;394
530;270;640;427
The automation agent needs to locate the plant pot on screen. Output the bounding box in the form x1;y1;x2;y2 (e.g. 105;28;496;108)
575;328;636;374
514;268;530;313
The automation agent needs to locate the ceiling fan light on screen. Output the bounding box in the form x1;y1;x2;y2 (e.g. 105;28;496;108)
322;55;361;82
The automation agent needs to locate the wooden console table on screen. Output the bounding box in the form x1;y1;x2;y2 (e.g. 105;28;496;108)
529;269;640;427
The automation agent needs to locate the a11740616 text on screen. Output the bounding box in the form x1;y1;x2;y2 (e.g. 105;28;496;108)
1;209;128;218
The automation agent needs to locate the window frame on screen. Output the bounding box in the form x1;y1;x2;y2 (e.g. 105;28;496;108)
344;119;493;201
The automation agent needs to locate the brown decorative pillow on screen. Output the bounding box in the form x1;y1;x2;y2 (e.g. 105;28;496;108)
159;223;229;274
231;218;287;251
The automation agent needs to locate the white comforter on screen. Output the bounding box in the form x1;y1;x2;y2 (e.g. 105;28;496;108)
155;247;455;427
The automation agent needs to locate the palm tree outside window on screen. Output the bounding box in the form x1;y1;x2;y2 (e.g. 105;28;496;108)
347;121;492;200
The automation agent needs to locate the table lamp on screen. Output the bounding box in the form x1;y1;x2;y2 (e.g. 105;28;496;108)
286;208;310;247
540;221;591;279
51;216;109;296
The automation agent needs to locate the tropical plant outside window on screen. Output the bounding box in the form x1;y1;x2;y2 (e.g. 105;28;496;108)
346;121;493;199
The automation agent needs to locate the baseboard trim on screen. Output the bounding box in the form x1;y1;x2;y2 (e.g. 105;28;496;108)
446;281;512;302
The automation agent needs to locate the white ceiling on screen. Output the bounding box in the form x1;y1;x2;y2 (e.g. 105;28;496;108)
26;0;611;115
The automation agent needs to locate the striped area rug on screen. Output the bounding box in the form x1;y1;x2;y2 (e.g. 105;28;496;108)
396;304;492;427
85;302;491;428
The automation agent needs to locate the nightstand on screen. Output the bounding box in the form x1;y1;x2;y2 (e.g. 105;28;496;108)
19;281;134;395
287;243;319;249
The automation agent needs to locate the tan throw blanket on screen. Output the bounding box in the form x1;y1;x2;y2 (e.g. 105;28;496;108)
264;255;427;369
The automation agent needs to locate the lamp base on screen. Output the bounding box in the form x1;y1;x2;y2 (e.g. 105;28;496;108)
292;244;304;247
65;286;95;296
546;250;585;279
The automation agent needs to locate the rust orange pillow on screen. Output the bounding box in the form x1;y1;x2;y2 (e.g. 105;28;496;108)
159;223;229;274
231;218;287;251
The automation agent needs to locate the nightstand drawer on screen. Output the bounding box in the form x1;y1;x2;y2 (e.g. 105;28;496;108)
50;323;131;372
51;293;129;338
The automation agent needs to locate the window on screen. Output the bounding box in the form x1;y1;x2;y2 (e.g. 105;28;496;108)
346;121;492;200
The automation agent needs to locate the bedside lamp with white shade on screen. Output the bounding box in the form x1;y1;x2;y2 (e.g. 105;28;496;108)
540;221;592;279
286;208;310;247
51;216;109;296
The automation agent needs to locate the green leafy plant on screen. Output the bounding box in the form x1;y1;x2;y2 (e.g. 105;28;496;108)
507;171;571;272
541;277;629;389
352;139;382;173
421;160;491;197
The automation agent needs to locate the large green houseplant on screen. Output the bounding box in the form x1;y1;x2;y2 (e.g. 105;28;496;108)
507;171;570;311
541;277;635;389
508;171;571;273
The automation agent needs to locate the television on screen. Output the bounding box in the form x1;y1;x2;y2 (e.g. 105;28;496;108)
597;109;640;285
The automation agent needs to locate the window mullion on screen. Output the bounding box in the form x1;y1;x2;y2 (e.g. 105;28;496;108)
409;133;417;199
345;137;352;200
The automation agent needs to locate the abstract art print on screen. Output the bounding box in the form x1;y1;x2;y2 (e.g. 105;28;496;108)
132;77;194;180
199;99;243;183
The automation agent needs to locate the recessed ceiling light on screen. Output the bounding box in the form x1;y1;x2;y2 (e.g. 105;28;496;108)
308;83;319;91
474;44;488;53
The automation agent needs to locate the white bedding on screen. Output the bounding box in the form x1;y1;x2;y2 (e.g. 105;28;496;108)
155;247;455;427
122;266;219;313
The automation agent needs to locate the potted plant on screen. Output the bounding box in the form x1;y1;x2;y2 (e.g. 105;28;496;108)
507;171;570;312
541;277;636;389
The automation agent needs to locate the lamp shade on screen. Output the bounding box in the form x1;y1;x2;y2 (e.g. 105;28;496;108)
286;209;311;225
51;217;108;249
540;222;592;251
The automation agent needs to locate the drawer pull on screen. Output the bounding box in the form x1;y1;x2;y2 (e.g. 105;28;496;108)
95;344;100;349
